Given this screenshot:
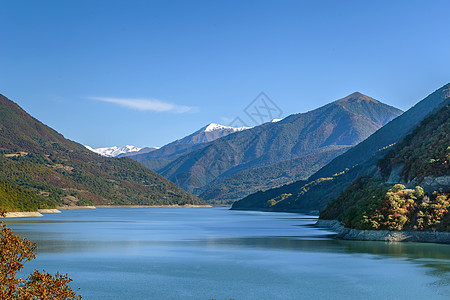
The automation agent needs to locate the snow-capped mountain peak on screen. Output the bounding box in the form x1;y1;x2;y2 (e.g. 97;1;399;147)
203;123;250;133
85;145;143;157
170;123;251;145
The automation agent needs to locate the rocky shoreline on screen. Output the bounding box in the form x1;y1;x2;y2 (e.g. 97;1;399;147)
315;219;450;244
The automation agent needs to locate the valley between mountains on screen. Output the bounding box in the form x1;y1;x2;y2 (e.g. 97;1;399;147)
1;83;449;240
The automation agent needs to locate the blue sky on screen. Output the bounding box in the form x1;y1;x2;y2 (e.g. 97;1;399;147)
1;0;449;148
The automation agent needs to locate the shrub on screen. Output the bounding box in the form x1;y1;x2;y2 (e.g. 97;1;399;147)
0;211;81;299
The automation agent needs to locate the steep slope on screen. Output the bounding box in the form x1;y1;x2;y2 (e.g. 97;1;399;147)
232;83;450;212
377;102;450;191
321;103;450;232
160;92;402;198
0;94;203;210
131;123;250;171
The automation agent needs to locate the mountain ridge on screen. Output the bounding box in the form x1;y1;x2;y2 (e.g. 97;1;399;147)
232;83;450;212
157;92;402;201
312;83;450;180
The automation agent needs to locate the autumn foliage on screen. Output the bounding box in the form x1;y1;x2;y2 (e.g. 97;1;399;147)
321;179;450;231
0;211;81;299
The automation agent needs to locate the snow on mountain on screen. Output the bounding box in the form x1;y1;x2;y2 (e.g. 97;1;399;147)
85;145;143;157
177;123;251;145
203;123;251;133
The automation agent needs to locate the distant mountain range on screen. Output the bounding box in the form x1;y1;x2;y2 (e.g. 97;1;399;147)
232;83;450;212
86;123;250;159
84;93;403;205
133;92;402;204
85;145;154;157
0;94;203;211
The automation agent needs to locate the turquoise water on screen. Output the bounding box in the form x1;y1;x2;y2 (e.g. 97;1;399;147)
5;207;450;299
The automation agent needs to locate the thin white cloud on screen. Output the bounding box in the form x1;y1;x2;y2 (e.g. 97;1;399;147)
221;116;233;123
88;97;196;113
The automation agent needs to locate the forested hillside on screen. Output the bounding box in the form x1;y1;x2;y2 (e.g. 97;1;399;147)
378;103;450;184
0;94;204;211
321;103;450;231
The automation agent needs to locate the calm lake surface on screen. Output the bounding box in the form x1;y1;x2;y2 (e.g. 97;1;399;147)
5;207;450;299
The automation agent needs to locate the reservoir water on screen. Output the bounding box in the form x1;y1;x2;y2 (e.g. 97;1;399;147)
5;207;450;299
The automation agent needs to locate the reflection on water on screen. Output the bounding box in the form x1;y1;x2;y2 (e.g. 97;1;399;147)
5;207;450;299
